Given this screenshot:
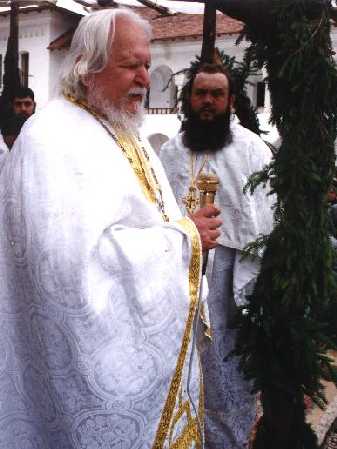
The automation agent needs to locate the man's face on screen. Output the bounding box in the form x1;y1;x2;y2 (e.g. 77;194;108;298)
190;72;233;122
87;17;151;116
13;96;35;118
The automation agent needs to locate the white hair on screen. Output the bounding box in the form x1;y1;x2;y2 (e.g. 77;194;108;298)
59;8;151;101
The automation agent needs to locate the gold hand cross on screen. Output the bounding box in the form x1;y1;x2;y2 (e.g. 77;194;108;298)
182;185;199;214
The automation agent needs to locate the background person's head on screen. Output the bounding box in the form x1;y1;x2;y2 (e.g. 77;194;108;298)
13;87;35;119
181;63;235;152
60;8;151;128
182;63;234;119
1;114;26;149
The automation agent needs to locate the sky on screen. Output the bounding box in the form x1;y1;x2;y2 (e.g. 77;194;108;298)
58;0;205;14
0;0;204;16
2;0;336;16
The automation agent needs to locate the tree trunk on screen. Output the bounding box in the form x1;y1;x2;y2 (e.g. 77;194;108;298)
201;0;216;63
0;0;22;124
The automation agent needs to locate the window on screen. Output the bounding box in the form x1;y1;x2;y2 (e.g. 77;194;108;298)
144;88;150;109
0;55;2;90
256;81;266;109
20;52;29;87
149;65;176;109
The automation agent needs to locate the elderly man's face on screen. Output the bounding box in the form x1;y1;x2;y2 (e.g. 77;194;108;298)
87;17;151;115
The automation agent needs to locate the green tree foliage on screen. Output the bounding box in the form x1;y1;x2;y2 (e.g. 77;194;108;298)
233;1;337;447
219;51;263;136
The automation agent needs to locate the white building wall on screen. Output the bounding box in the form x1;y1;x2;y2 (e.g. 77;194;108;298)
0;8;78;109
150;35;252;107
151;35;247;75
0;10;51;108
0;10;336;114
48;10;79;100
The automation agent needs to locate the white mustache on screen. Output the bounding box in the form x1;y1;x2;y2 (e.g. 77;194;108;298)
128;88;147;97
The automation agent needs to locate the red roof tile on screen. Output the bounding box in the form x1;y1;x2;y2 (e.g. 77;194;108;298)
48;6;243;50
48;27;75;50
134;6;243;41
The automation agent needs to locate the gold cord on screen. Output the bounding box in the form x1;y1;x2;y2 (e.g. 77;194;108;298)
190;153;209;188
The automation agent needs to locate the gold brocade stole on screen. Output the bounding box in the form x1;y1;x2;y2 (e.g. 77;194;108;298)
106;123;169;222
153;217;203;449
64;94;169;222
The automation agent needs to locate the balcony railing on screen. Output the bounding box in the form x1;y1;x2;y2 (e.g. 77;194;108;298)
146;107;178;115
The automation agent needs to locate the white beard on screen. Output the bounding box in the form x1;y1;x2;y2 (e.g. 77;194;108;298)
105;99;145;132
88;88;145;133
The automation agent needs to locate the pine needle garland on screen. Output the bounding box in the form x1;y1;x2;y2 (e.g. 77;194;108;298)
233;1;337;447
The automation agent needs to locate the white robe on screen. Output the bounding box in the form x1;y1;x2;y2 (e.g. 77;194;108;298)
160;123;274;449
0;98;203;449
160;122;275;306
0;133;9;156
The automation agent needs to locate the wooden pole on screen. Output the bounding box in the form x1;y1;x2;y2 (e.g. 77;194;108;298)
0;0;22;124
201;0;216;63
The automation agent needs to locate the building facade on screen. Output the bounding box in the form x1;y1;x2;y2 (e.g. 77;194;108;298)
0;3;271;112
0;4;79;107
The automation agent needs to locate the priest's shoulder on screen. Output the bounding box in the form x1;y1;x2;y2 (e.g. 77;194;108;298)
18;97;101;153
159;132;184;159
232;122;272;156
32;96;92;126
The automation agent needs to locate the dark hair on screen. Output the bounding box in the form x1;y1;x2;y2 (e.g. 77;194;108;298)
1;114;26;136
13;87;35;101
180;62;234;119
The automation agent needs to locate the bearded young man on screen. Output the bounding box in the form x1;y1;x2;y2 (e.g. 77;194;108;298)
160;63;275;449
0;10;222;448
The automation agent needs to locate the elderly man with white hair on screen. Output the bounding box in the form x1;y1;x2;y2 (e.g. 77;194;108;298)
0;8;222;449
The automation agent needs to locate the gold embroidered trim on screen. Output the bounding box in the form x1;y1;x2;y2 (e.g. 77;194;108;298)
112;124;156;204
63;94;169;222
177;218;202;304
200;303;212;340
152;217;202;449
170;420;199;449
169;401;193;445
168;397;204;449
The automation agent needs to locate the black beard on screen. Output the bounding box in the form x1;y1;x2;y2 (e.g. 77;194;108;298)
182;109;232;153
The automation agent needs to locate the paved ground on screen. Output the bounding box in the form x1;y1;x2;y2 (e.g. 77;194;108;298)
322;420;337;449
307;353;337;448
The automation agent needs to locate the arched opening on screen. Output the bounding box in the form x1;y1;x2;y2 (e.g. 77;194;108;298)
148;65;177;114
148;133;169;154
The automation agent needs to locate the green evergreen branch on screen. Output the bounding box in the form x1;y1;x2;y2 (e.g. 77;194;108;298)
232;1;337;447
